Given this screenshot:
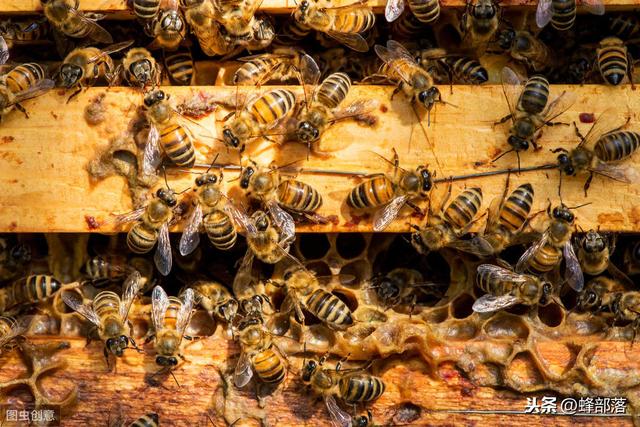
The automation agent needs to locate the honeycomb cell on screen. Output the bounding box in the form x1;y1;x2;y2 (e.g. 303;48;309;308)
537;302;564;328
336;233;366;259
339;259;370;288
297;234;331;260
451;293;475;319
483;314;530;340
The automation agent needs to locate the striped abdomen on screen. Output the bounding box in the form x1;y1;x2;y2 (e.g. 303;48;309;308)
252;347;286;384
250;89;296;127
444;56;488;85
127;223;158;254
315;72;351;109
347;175;396;209
93;291;121;321
594;131;640;161
517;75;549;115
84;255;128;284
282;20;311;41
550;0;576;31
527;243;562;274
305;289;353;329
498;184;534;233
62;15;96;39
204;210;237;250
407;0;440;24
8;275;61;308
391;12;426;38
234;57;281;85
130;413;159;427
609;15;640;40
443;187;483;231
339;374;385;403
598;39;628;86
164;49;194;85
277;179;322;213
330;8;376;33
162;296;183;331
5;63;46;94
159;123;195;167
476;267;512;296
133;0;160;20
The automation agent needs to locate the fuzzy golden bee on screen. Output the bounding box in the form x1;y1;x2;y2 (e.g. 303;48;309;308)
150;286;194;370
0;62;54;120
369;268;442;312
576;230;632;286
121;47;161;88
1;275;62;315
233;47;320;86
460;0;500;50
189;281;238;323
147;1;187;51
41;0;113;43
536;0;604;31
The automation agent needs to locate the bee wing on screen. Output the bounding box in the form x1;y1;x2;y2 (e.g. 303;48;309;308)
112;207;146;226
66;7;113;44
324;394;352;427
151;285;170;332
582;0;605;15
0;36;8;65
327;31;369;53
0;316;30;348
176;288;194;340
330;99;379;123
154;222;173;277
535;0;554;28
590;161;640;184
120;270;142;320
299;54;321;85
61;291;101;327
143;125;162;176
224;202;257;236
473;294;521;313
11;79;55;104
267;200;296;246
579;109;626;148
516;231;549;273
373;194;409;232
477;264;529;283
447;236;495;257
179;202;202;257
385;0;405;22
541;90;576;127
500;66;525;119
563;242;584;291
233;351;254;388
87;41;134;63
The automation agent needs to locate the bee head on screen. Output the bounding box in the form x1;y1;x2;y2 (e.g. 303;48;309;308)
156;188;177;207
58;64;83;88
375;276;400;301
222;128;241;148
156;355;179;367
353;412;372;427
301;359;317;383
473;0;496;19
417;87;441;110
540;282;553;305
144;90;165;107
10;243;31;264
240;166;255;189
131;59;153;85
296;121;320;142
106;335;129;356
218;299;239;322
196;174;217;187
418;167;433;193
583;231;606;253
556;152;576;175
552;205;574;223
507;135;529;151
497;28;515;50
298;0;310;14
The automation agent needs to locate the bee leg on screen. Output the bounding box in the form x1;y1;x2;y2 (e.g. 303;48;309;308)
144;333;156;345
406;200;425;218
627;53;635;90
129;336;144;353
494;114;512;127
67;86;82;104
14;103;28;119
390;84;402;100
583;173;594;197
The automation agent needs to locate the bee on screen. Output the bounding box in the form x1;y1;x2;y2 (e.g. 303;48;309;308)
301;356;385;427
515;204;584;292
133;0;161;21
189;281;238;323
0;62;55;120
57;41;133;101
460;0;500;50
411;186;493;256
1;275;63;315
163;48;195;85
245;210;297;264
576;230;633;286
129;413;159;427
41;0;113;44
0;19;51;48
112;187;178;276
495;29;554;73
181;0;228;57
179;165;256;256
609;14;640;40
0;240;31;282
233;313;287;388
368;268;442;312
150;286;194;370
596;37;633;86
346;148;433;232
293;0;375;52
121;47;161;88
212;0;262;38
575;276;625;312
148;3;187;51
62;271;141;364
438;56;489;85
233;47;321;86
553;109;640;195
0;316;30;352
494;67;574;168
473;264;553;313
536;0;604;31
602;291;640;340
222;89;297;152
390;12;427;39
352;411;374;427
82;255;135;288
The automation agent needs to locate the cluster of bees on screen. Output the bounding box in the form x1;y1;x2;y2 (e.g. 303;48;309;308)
0;0;640;425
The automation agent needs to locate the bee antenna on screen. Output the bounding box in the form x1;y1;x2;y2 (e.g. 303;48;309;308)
566;202;592;210
162;165;172;190
207;153;220;174
490;148;514;164
169;369;181;387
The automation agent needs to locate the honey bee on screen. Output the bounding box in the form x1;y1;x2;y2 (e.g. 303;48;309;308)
0;240;30;282
433;55;489;85
150;286;194;369
515;204;584;292
222;89;297;152
609;14;640;40
596;37;633;86
245;210;297;264
212;0;262;38
121;47;161;88
575;276;625;313
0;316;30;352
597;290;640;340
473;264;553;313
233;313;287;388
352;411;374;427
129;412;159;427
82;255;136;288
57;41;133;101
179;165;256;256
293;0;375;52
576;230;633;286
133;0;161;21
390;12;427;39
410;186;493;256
460;0;500;50
233;47;321;86
0;62;55;120
1;275;63;315
189;280;238;323
112;187;178;276
301;356;385;427
346;148;433;232
181;0;229;57
536;0;604;31
163;48;195;85
0;19;51;49
369;268;442;312
553;109;640;195
494;67;574;168
148;2;187;51
62;271;142;364
41;0;113;44
495;29;554;73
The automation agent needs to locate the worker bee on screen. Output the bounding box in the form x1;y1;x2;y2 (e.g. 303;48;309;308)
0;240;30;282
576;230;633;286
0;62;55;120
516;204;584;292
0;316;30;352
536;0;604;31
62;271;142;364
189;281;238;323
57;41;133;101
346;148;433;232
163;48;195;85
368;268;443;312
150;286;194;370
0;19;51;49
128;413;159;427
82;255;136;288
121;47;161;88
553;109;640;195
460;0;499;52
574;276;625;312
111;187;178;276
603;291;640;340
41;0;113;44
148;3;187;51
434;55;489;85
390;11;427;39
222;89;297;152
179;164;256;256
301;356;385;427
609;14;640;40
0;275;62;315
473;264;553;313
233;47;321;86
212;0;262;38
494;67;574;168
181;0;229;57
352;411;374;427
245;210;297;264
411;186;493;256
132;0;161;21
233;314;287;388
495;29;554;73
596;37;633;86
293;0;376;52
